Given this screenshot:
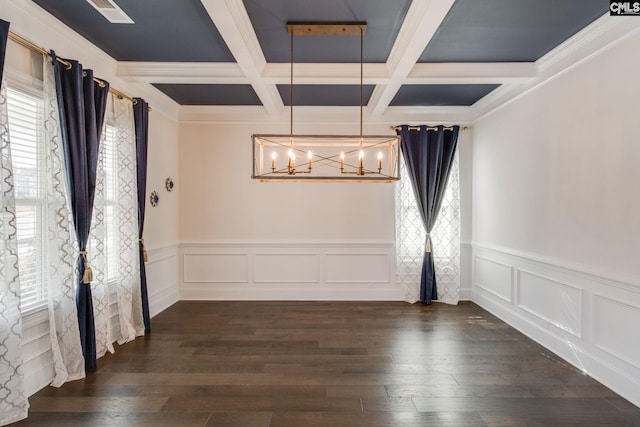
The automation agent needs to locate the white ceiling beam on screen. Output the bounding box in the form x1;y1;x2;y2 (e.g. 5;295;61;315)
368;0;456;116
408;62;536;84
179;105;473;125
115;61;535;86
200;0;284;115
117;62;246;84
262;63;390;85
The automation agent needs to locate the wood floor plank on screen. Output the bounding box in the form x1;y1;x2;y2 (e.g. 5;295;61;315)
11;301;638;426
8;412;212;426
204;412;272;427
27;396;168;412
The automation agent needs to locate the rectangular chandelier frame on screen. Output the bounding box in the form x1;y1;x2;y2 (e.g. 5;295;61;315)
251;22;400;183
252;134;401;182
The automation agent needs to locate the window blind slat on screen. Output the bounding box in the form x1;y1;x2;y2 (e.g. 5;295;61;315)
6;87;48;312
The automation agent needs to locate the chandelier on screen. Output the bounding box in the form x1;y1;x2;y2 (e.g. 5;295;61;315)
252;22;400;182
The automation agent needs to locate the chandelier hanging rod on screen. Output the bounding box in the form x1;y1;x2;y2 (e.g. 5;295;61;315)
390;126;468;131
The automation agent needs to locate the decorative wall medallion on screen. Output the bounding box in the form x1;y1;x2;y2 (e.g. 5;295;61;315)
150;191;159;207
165;177;175;192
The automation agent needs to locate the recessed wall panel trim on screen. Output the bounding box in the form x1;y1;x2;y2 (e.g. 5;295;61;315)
473;255;513;303
183;253;249;283
254;253;319;283
592;294;640;370
516;269;583;339
325;253;391;284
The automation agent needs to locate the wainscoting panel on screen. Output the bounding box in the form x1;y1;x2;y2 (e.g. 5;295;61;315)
254;253;319;283
180;242;403;300
325;253;390;284
517;269;583;338
592;294;640;370
472;242;640;408
473;256;513;302
183;253;248;283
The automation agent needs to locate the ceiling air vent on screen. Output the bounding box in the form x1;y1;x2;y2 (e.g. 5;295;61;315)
86;0;134;24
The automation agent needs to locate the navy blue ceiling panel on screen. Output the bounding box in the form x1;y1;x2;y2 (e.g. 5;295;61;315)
390;85;500;106
243;0;411;63
31;0;235;62
419;0;607;62
277;84;374;106
153;84;262;106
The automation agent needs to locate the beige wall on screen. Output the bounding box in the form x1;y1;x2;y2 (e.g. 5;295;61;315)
179;122;397;243
144;111;180;250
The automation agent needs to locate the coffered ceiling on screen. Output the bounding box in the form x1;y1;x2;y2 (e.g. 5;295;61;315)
30;0;607;120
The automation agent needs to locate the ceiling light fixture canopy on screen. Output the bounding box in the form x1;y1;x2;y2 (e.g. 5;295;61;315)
252;22;400;182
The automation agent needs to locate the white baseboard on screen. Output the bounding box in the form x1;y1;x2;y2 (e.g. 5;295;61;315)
180;283;405;301
149;284;179;318
471;242;640;408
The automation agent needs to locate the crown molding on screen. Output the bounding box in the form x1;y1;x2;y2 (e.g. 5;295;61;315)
472;14;640;122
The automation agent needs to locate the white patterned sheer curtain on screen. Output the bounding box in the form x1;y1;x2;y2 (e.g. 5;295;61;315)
42;56;86;386
395;151;461;304
91;93;144;359
0;75;29;426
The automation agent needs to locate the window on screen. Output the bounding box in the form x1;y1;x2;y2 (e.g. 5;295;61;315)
6;85;47;312
395;151;461;304
92;124;119;285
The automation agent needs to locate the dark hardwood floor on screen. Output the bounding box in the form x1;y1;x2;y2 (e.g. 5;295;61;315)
13;301;640;426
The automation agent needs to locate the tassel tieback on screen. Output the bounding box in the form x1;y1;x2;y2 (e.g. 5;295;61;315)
425;234;432;253
139;238;148;263
79;250;93;284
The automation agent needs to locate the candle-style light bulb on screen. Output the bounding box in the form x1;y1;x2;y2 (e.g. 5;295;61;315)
358;150;364;169
377;151;383;172
340;152;345;171
271;152;277;170
307;151;312;170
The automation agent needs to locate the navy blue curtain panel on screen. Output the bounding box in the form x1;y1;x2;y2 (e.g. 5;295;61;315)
134;97;151;334
396;125;459;304
52;51;109;371
0;20;9;83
